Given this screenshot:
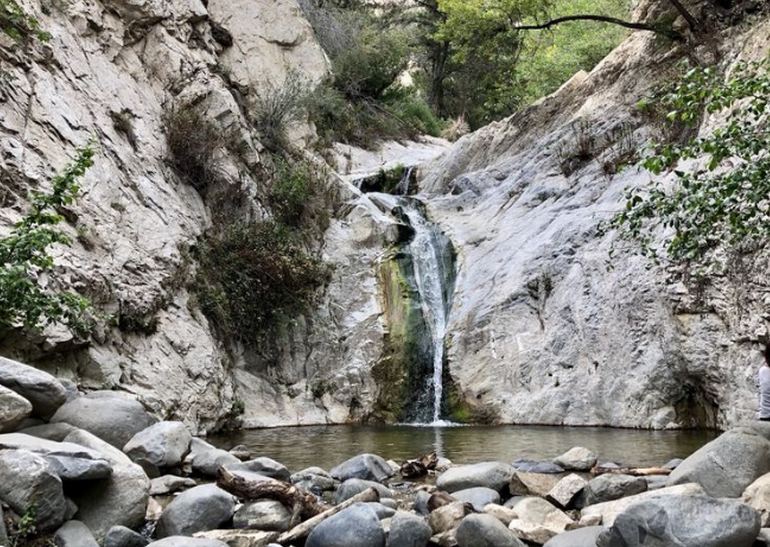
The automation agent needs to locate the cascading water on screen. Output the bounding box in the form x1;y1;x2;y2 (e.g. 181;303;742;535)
400;201;454;424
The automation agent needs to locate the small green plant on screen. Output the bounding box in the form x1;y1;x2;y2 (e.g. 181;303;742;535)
253;71;310;152
270;158;313;226
164;106;225;193
608;61;770;275
1;0;50;43
0;146;94;335
557;119;597;176
194;221;330;343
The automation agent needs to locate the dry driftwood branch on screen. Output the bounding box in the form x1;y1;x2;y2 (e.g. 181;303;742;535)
400;451;439;479
217;466;329;526
277;487;380;545
592;465;672;477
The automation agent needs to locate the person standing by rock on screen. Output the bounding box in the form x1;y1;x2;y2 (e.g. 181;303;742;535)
759;344;770;422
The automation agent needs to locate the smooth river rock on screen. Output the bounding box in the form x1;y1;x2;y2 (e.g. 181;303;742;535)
306;503;385;547
508;496;574;544
232;500;291;531
0;356;67;418
546;473;588;509
189;438;241;477
335;478;393;504
330;453;394;483
456;513;526;547
553;447;597;471
596;494;760;547
155;484;235;537
668;427;770;497
386;511;432;547
452;486;501;511
581;483;705;526
103;525;149;547
123;421;192;476
227;456;290;481
54;520;99;547
0;385;32;432
743;472;770;526
578;474;648;507
544;526;605;547
0;448;68;530
52;391;156;449
437;461;514;493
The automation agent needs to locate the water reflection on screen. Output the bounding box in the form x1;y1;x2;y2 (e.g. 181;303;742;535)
209;424;717;472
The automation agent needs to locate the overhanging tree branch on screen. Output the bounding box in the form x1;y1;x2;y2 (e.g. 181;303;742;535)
667;0;700;31
511;14;685;42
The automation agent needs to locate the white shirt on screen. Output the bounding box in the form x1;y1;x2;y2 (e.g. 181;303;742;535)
758;366;770;419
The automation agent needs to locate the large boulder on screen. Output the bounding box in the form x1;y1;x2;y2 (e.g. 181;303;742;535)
103;525;149;547
546;474;588;509
155;484;235;538
227;457;290;481
553;447;597;471
510;471;562;497
63;429;150;540
0;449;68;530
54;520;99;547
429;501;472;534
19;422;78;441
0;356;67;418
596;494;760;547
581;483;705;526
306;503;385;547
668;428;770;497
232;500;291;531
0;432;112;480
0;385;32;432
335;478;393;504
544;527;605;547
51;391;156;449
291;466;337;494
513;459;565;474
579;474;648;507
189;438;240;478
330;454;394;483
456;514;526;547
437;462;514;493
386;511;432;547
123;421;192;476
507;497;574;544
744;472;770;526
452;487;501;511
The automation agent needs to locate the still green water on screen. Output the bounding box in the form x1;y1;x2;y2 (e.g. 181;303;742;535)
209;424;717;472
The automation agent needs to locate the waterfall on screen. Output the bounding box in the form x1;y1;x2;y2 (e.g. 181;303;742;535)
400;199;454;424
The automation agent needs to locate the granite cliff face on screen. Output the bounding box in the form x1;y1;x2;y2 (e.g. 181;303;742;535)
421;7;770;429
2;0;768;432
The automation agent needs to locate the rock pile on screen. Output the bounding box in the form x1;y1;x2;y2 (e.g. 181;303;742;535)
2;353;770;546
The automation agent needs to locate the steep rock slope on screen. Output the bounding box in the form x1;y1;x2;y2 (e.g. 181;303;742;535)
422;7;770;429
0;0;402;431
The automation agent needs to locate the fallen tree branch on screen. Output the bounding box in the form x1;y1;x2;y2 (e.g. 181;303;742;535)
217;467;328;526
512;14;684;42
591;465;672;477
277;487;380;545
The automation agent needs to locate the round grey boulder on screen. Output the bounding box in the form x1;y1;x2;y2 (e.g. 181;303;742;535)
123;421;192;476
103;525;149;547
436;462;514;493
51;392;156;449
579;474;647;507
225;456;290;481
452;487;501;511
330;453;394;483
455;513;526;547
306;503;385;547
597;494;760;547
0;449;67;531
0;385;32;432
553;447;597;471
189;438;240;478
544;526;605;547
54;520;99;547
0;357;67;418
335;478;393;504
233;500;291;531
386;511;431;547
513;459;565;474
147;538;227;547
155;484;235;537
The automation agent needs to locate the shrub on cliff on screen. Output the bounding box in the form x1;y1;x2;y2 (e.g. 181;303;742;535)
253;71;310;153
1;0;50;43
0;146;94;335
164;106;225;193
194;221;329;342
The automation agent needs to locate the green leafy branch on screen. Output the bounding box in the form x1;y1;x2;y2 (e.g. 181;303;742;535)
0;0;50;43
0;146;95;335
607;60;770;274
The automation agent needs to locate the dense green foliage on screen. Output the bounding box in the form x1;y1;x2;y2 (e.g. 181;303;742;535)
270;158;313;227
0;147;94;334
609;61;770;273
436;0;631;127
195;221;329;342
0;0;50;43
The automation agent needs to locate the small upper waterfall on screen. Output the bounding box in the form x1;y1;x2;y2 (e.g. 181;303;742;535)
401;201;454;423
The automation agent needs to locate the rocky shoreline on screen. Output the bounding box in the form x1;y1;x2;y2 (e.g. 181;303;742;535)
2;354;770;546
